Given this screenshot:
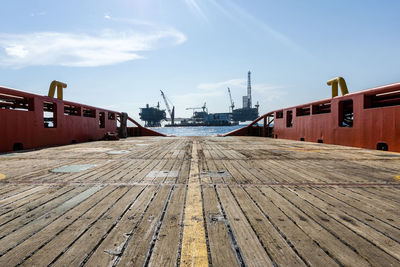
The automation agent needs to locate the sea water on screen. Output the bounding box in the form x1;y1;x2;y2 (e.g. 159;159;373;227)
152;125;245;136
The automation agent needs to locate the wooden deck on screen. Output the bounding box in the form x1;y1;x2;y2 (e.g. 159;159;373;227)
0;136;399;266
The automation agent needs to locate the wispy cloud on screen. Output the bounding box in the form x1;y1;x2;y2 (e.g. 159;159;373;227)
207;0;309;56
30;11;46;17
228;2;306;54
252;84;287;101
197;78;246;90
196;78;286;101
183;0;209;22
0;19;186;68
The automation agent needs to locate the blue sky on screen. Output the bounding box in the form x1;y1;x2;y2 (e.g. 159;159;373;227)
1;0;399;122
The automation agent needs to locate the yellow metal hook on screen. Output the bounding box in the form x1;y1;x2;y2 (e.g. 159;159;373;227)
327;77;349;98
48;80;67;100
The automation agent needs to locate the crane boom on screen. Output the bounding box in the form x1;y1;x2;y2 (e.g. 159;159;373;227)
186;102;207;112
160;90;175;125
228;87;235;112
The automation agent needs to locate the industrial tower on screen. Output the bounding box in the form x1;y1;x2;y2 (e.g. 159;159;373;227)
234;70;259;122
242;70;252;109
247;70;252;108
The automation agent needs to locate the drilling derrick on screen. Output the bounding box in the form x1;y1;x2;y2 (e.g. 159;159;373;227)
232;70;259;122
247;70;252;108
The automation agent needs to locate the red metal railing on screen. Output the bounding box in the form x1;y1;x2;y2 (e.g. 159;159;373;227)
225;82;400;152
0;86;164;153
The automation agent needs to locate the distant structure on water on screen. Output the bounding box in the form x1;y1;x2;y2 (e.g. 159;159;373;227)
139;102;166;127
232;70;259;122
139;70;259;126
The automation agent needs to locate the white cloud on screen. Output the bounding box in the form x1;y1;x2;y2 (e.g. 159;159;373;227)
104;14;111;20
197;78;246;90
5;45;29;58
0;27;186;68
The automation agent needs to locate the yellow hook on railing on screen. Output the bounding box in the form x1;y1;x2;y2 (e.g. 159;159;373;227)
48;80;67;100
327;77;349;98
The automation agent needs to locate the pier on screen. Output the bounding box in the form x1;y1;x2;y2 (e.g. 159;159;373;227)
0;136;399;266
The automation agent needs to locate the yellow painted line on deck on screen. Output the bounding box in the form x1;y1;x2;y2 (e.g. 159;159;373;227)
180;140;208;267
0;173;6;180
394;175;400;182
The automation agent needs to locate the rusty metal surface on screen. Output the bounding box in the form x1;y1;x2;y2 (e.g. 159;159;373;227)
225;81;400;152
0;86;165;153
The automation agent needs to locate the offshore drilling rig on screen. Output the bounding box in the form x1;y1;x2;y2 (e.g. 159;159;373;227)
138;70;259;126
232;70;259;122
139;102;166;127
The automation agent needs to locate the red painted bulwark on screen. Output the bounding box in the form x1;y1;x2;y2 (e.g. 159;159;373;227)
226;82;400;152
1;86;118;153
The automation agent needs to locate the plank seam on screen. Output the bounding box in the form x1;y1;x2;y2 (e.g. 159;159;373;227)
308;188;400;238
200;184;212;266
213;185;245;266
176;184;188;267
0;186;88;240
79;185;148;266
0;186;76;227
313;188;400;231
255;187;344;266
14;186;117;265
241;186;311;267
143;185;175;266
227;185;278;266
111;186;160;266
0;186;104;258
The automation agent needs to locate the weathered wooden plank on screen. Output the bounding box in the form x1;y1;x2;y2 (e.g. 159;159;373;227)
0;186;73;225
176;159;190;184
275;186;400;265
0;186;88;239
217;185;273;266
3;186;116;266
0;185;46;207
260;187;371;266
148;185;185;266
202;185;238;267
317;187;400;222
116;185;173;266
0;185;36;202
229;186;306;266
124;159;160;183
0;186;102;258
305;187;400;241
106;159;144;182
153;159;177;184
83;186;159;266
141;159;168;183
51;186;144;266
244;186;338;266
163;158;183;184
0;186;64;217
346;187;400;206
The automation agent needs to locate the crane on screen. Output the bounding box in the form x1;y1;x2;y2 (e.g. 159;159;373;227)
160;90;175;125
186;102;207;113
228;87;235;112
